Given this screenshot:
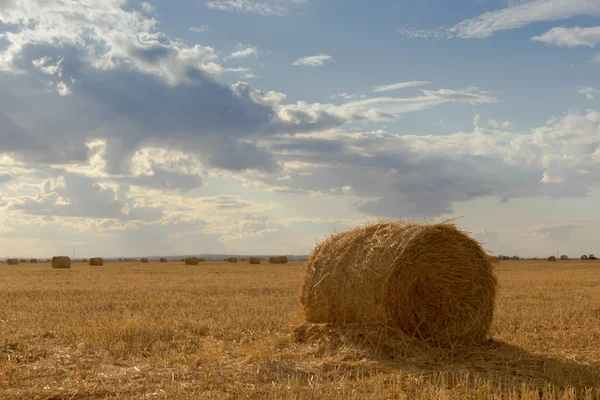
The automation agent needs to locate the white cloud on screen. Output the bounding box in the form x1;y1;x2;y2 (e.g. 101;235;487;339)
292;54;333;67
32;57;63;76
141;2;156;13
532;26;600;47
398;1;600;40
488;119;512;129
205;0;306;16
578;86;598;99
55;81;72;96
190;25;211;33
372;81;430;93
225;43;259;60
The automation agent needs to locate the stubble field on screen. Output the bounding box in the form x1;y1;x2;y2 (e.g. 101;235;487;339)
1;259;599;399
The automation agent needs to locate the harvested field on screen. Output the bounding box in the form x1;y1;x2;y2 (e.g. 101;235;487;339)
0;260;599;399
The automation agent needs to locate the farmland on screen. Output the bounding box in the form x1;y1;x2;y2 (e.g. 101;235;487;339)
1;260;600;399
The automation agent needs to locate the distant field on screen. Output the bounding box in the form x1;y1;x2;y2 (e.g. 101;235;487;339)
1;260;599;399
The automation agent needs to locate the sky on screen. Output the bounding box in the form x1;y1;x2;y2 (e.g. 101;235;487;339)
1;0;600;258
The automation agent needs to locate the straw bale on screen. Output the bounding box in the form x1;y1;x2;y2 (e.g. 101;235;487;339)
581;255;588;260
228;257;238;263
89;257;104;266
7;259;18;265
141;258;149;263
300;221;497;347
548;256;557;261
185;257;200;265
249;257;261;264
30;259;38;263
269;256;288;264
159;258;167;263
52;256;71;269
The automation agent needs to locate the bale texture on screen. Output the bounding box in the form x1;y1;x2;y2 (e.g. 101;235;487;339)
487;256;499;263
159;258;167;263
51;256;71;269
30;259;38;263
89;257;104;266
269;256;289;264
228;257;238;263
185;257;200;265
249;257;261;264
301;221;497;346
7;259;18;265
141;258;149;263
548;256;557;261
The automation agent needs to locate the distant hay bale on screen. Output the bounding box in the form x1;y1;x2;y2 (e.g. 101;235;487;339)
197;258;206;262
7;259;18;265
269;256;288;264
300;221;497;347
185;257;200;265
141;258;149;263
159;258;167;263
249;257;261;264
51;256;71;269
89;257;104;266
581;255;588;260
19;259;26;263
548;256;557;261
228;257;238;263
30;259;38;263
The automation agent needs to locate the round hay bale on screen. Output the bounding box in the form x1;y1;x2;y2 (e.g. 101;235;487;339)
185;257;200;265
300;221;497;346
269;256;288;264
548;255;557;261
51;256;71;269
7;258;18;265
228;257;238;263
249;257;261;264
19;259;27;263
141;258;149;263
30;258;38;263
89;257;104;266
581;255;588;260
487;256;499;263
159;258;167;263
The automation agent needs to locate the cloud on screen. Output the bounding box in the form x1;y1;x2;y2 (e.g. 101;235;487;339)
141;2;156;13
530;224;583;241
488;119;512;129
578;86;598;99
190;25;211;33
225;43;259;60
205;0;306;16
372;81;430;93
532;26;600;47
398;1;600;40
293;54;333;67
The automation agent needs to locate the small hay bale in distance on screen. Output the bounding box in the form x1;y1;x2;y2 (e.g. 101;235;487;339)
7;259;18;265
228;257;238;263
30;259;38;263
581;255;588;260
51;256;71;269
197;257;206;262
248;257;261;264
159;258;167;263
89;257;104;266
269;256;288;264
301;221;497;347
185;257;200;265
548;255;557;261
140;258;149;263
19;259;26;263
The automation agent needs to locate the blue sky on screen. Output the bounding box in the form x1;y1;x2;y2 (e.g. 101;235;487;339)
1;0;600;258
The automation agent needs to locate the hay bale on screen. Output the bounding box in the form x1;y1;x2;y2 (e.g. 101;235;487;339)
51;256;71;269
30;259;38;263
300;221;497;346
19;259;26;263
228;257;238;263
185;257;200;265
548;255;557;261
89;257;104;266
159;258;167;263
249;257;261;264
197;258;206;262
7;259;18;265
269;256;288;264
487;256;499;263
141;258;149;263
581;255;588;260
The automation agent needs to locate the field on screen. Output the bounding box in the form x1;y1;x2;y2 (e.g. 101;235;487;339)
1;260;600;399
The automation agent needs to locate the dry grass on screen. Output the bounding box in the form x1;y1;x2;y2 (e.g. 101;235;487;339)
0;260;599;399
